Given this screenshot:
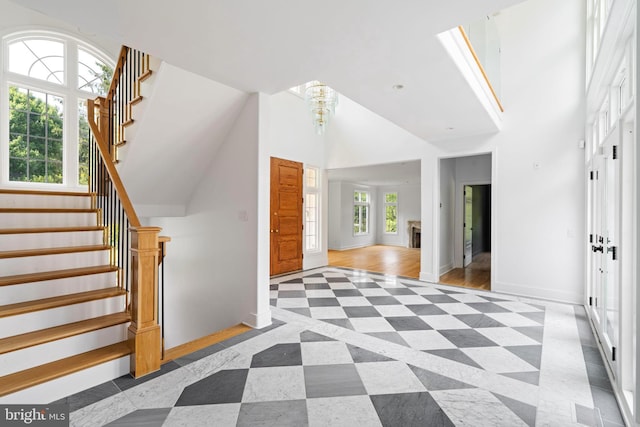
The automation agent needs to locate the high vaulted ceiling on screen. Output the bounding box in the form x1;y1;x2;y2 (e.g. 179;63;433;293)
13;0;524;141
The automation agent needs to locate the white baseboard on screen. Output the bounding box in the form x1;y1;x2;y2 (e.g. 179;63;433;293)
243;309;272;329
493;281;582;305
419;272;439;283
330;243;372;251
439;263;454;275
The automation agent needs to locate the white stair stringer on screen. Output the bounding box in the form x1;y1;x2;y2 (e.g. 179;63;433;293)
0;295;126;339
0;249;110;276
0;355;130;405
0;324;128;377
0;229;104;251
115;55;160;162
0;270;117;306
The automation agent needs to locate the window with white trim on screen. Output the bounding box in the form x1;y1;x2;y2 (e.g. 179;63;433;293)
2;31;113;186
305;166;321;252
353;190;369;235
384;192;398;234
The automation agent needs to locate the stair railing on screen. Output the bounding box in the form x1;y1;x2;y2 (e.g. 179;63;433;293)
105;46;152;162
87;96;162;379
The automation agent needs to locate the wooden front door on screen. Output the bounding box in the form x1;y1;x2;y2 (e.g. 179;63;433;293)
270;157;303;276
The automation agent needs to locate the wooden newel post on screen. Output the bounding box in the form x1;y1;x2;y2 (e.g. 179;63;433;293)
128;226;162;378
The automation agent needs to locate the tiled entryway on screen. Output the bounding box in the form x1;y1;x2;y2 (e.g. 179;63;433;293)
56;268;625;426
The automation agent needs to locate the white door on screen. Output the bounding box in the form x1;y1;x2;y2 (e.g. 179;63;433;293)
464;185;473;267
589;132;620;369
602;139;620;366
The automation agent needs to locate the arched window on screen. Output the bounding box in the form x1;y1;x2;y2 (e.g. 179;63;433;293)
1;31;114;187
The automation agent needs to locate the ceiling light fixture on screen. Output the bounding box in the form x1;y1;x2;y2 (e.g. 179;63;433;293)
392;84;404;90
304;81;338;135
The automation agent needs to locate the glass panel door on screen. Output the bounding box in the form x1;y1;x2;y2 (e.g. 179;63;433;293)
602;138;620;366
590;154;605;326
590;132;620;371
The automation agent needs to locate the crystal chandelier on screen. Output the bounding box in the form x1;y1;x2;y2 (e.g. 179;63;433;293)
304;81;338;135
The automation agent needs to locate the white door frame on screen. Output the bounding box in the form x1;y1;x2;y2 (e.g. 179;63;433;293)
455;180;491;268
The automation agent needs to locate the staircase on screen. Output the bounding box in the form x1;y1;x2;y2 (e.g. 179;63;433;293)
0;189;132;403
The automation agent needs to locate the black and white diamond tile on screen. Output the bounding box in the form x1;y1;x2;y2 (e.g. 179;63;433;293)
168;330;538;426
86;269;549;426
90;327;535;426
271;269;545;383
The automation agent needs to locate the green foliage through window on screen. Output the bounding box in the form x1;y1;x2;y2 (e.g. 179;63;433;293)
9;86;64;183
384;192;398;233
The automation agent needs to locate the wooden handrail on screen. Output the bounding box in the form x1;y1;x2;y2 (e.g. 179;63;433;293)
87;98;141;227
458;26;504;113
107;46;129;100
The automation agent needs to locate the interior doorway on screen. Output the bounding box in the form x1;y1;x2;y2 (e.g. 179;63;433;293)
464;184;491;267
438;154;492;291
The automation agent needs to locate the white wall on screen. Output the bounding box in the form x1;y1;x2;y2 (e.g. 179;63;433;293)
376;184;421;247
430;0;586;303
329;181;377;250
149;95;261;349
439;158;456;274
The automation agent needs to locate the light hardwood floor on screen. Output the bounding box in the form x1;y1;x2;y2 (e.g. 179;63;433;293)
439;252;491;291
328;245;421;278
328;246;491;291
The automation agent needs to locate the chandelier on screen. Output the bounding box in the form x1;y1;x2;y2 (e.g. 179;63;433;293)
304;81;338;135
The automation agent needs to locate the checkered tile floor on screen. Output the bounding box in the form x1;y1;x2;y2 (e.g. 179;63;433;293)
271;269;545;382
101;330;535;426
62;268;624;427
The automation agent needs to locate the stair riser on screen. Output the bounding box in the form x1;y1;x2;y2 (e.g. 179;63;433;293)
0;295;125;339
0;250;110;276
0;355;129;404
0;230;104;251
0;194;92;209
0;324;128;377
0;272;118;305
1;212;97;229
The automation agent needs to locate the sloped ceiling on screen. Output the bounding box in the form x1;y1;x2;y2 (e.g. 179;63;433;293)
13;0;524;142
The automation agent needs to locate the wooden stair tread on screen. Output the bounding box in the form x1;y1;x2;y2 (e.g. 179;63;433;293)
138;69;153;82
0;265;118;287
0;244;110;259
130;95;143;106
0;287;126;318
0;341;131;397
0;226;105;235
0;189;93;197
0;208;96;213
0;312;131;355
